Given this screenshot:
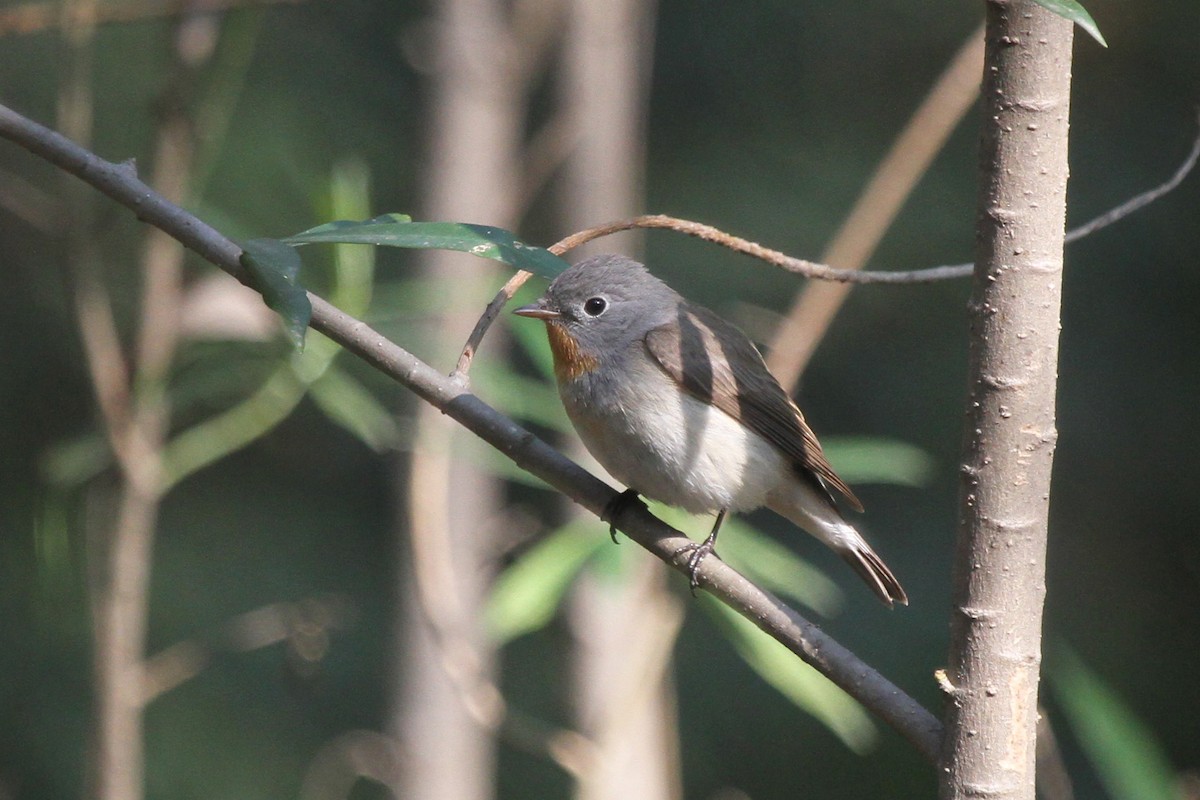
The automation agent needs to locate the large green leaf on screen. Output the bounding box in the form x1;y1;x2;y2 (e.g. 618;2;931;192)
702;596;877;753
308;366;403;452
823;436;936;488
1047;646;1181;800
239;238;312;348
1031;0;1107;47
485;520;607;643
284;215;571;278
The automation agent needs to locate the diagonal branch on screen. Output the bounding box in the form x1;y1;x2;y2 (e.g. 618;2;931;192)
0;101;942;762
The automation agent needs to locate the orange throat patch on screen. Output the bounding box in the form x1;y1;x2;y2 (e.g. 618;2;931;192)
545;322;599;382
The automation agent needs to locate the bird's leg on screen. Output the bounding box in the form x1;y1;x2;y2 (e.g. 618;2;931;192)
671;509;727;595
601;488;645;543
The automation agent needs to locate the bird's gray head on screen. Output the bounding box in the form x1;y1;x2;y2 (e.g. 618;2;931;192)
514;254;682;361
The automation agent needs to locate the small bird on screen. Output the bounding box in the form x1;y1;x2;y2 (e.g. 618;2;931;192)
514;254;907;606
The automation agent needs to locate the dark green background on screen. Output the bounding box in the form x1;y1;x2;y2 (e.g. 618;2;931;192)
1;1;1197;798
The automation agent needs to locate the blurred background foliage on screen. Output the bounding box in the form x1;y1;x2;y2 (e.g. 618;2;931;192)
1;1;1198;798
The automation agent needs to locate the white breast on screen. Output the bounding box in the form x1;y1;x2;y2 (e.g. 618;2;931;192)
561;365;786;514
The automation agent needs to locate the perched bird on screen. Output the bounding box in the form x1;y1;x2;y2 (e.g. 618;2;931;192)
514;254;907;606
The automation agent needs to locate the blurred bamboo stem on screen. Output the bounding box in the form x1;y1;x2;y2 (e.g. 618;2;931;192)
557;0;682;798
764;22;985;388
69;13;202;800
395;0;527;796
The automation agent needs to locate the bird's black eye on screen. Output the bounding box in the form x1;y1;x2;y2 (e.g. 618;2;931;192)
583;297;608;316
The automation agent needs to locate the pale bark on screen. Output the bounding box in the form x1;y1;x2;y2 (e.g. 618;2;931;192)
390;1;523;798
555;1;679;799
939;3;1074;799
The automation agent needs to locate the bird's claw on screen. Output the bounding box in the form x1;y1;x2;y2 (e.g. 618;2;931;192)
671;538;719;596
601;488;644;543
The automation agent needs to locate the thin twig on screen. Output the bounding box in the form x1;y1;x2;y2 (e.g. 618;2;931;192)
0;101;943;762
141;594;356;703
449;207;606;379
548;117;1200;292
551;214;975;283
73;268;135;459
1063;108;1200;244
451;269;533;379
548;118;1200;287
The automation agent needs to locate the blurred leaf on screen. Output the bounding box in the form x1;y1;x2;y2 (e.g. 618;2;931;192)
188;8;267;198
324;159;376;316
308;366;402;452
702;596;877;753
485;520;606;643
1030;0;1107;46
284;217;571;278
823;436;936;487
465;439;556;491
1048;645;1181;800
651;505;843;615
162;367;307;490
717;516;844;615
239;238;312;349
288;328;342;384
39;433;111;487
472;362;571;432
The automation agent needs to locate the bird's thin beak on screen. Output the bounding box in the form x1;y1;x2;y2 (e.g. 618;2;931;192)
513;300;561;320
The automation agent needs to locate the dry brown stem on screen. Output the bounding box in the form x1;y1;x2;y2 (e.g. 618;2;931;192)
765;22;985;388
0;0;302;37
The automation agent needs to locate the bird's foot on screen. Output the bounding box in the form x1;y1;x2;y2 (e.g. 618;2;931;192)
601;488;645;543
670;509;726;596
671;535;720;596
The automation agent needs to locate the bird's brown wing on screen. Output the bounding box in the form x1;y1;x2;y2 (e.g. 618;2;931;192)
644;304;863;512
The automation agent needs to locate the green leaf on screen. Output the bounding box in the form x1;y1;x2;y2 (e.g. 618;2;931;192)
472;362;572;433
1047;645;1181;800
324;159;376;317
822;436;936;488
162;366;307;490
283;217;571;278
239;238;312;348
702;597;877;753
485;521;607;643
308;366;403;452
1030;0;1107;47
39;432;112;487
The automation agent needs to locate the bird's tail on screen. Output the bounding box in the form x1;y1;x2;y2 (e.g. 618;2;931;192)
836;538;908;607
766;479;908;607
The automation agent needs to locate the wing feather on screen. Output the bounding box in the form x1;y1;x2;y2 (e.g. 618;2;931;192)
644;305;863;512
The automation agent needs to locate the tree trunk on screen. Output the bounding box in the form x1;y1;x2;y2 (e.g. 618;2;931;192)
940;3;1073;799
